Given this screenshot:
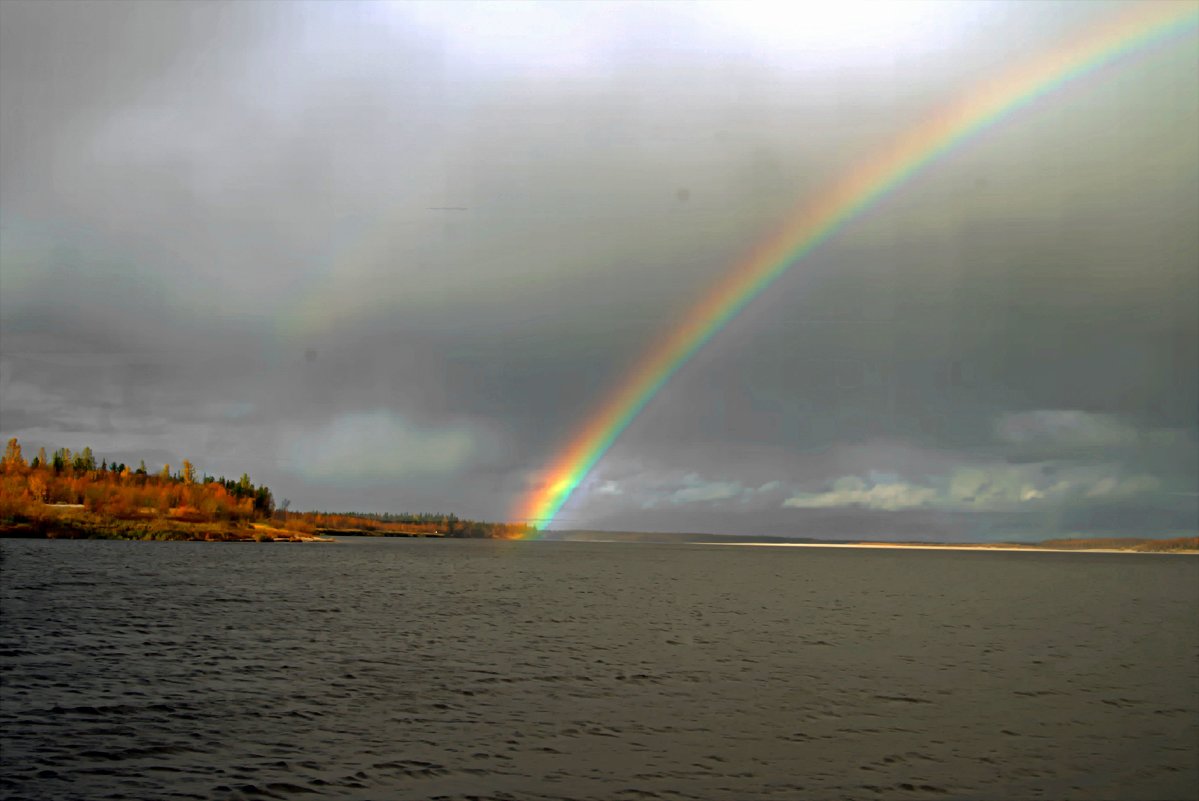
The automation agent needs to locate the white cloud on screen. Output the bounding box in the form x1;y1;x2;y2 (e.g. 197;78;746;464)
568;464;793;516
946;466;1040;509
783;463;1166;513
669;474;745;504
286;410;495;481
1084;474;1161;500
943;463;1166;510
995;410;1140;449
784;475;937;511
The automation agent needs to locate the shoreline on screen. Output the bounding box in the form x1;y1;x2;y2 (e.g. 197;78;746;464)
0;520;335;543
698;541;1199;555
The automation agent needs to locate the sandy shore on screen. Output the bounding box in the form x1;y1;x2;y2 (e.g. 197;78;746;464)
700;541;1198;554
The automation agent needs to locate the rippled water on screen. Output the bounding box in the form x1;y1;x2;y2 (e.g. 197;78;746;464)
1;538;1196;800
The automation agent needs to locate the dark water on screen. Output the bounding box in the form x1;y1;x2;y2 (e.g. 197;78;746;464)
1;539;1196;801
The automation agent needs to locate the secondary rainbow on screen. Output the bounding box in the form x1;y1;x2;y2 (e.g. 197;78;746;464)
516;2;1199;534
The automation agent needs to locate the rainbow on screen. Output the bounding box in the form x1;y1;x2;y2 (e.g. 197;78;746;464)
515;1;1199;534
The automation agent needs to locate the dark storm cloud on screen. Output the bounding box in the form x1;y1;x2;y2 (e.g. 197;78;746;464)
1;1;1196;534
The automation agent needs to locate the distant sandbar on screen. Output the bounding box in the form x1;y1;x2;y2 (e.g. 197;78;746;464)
701;541;1197;554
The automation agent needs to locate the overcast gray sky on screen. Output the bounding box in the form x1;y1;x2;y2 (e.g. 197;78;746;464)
2;0;1196;539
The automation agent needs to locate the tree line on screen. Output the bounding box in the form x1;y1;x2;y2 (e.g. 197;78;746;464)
290;509;531;539
1;438;532;540
1;438;273;526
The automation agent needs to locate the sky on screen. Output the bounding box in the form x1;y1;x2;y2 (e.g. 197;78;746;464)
1;0;1196;540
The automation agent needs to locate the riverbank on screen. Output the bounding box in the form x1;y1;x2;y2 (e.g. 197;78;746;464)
0;514;332;542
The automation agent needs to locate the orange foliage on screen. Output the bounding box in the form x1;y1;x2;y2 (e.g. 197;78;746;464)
1;438;532;540
0;439;273;528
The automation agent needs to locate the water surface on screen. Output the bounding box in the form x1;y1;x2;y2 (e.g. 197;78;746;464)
2;538;1196;800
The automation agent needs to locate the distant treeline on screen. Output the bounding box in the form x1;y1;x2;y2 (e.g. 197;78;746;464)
0;438;530;541
321;511;459;524
289;510;531;539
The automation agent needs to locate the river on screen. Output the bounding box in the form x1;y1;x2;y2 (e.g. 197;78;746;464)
1;538;1195;800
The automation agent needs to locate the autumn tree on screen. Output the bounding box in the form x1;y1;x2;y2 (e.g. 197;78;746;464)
253;486;274;516
28;473;48;502
2;438;24;471
1;441;288;536
70;446;96;472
